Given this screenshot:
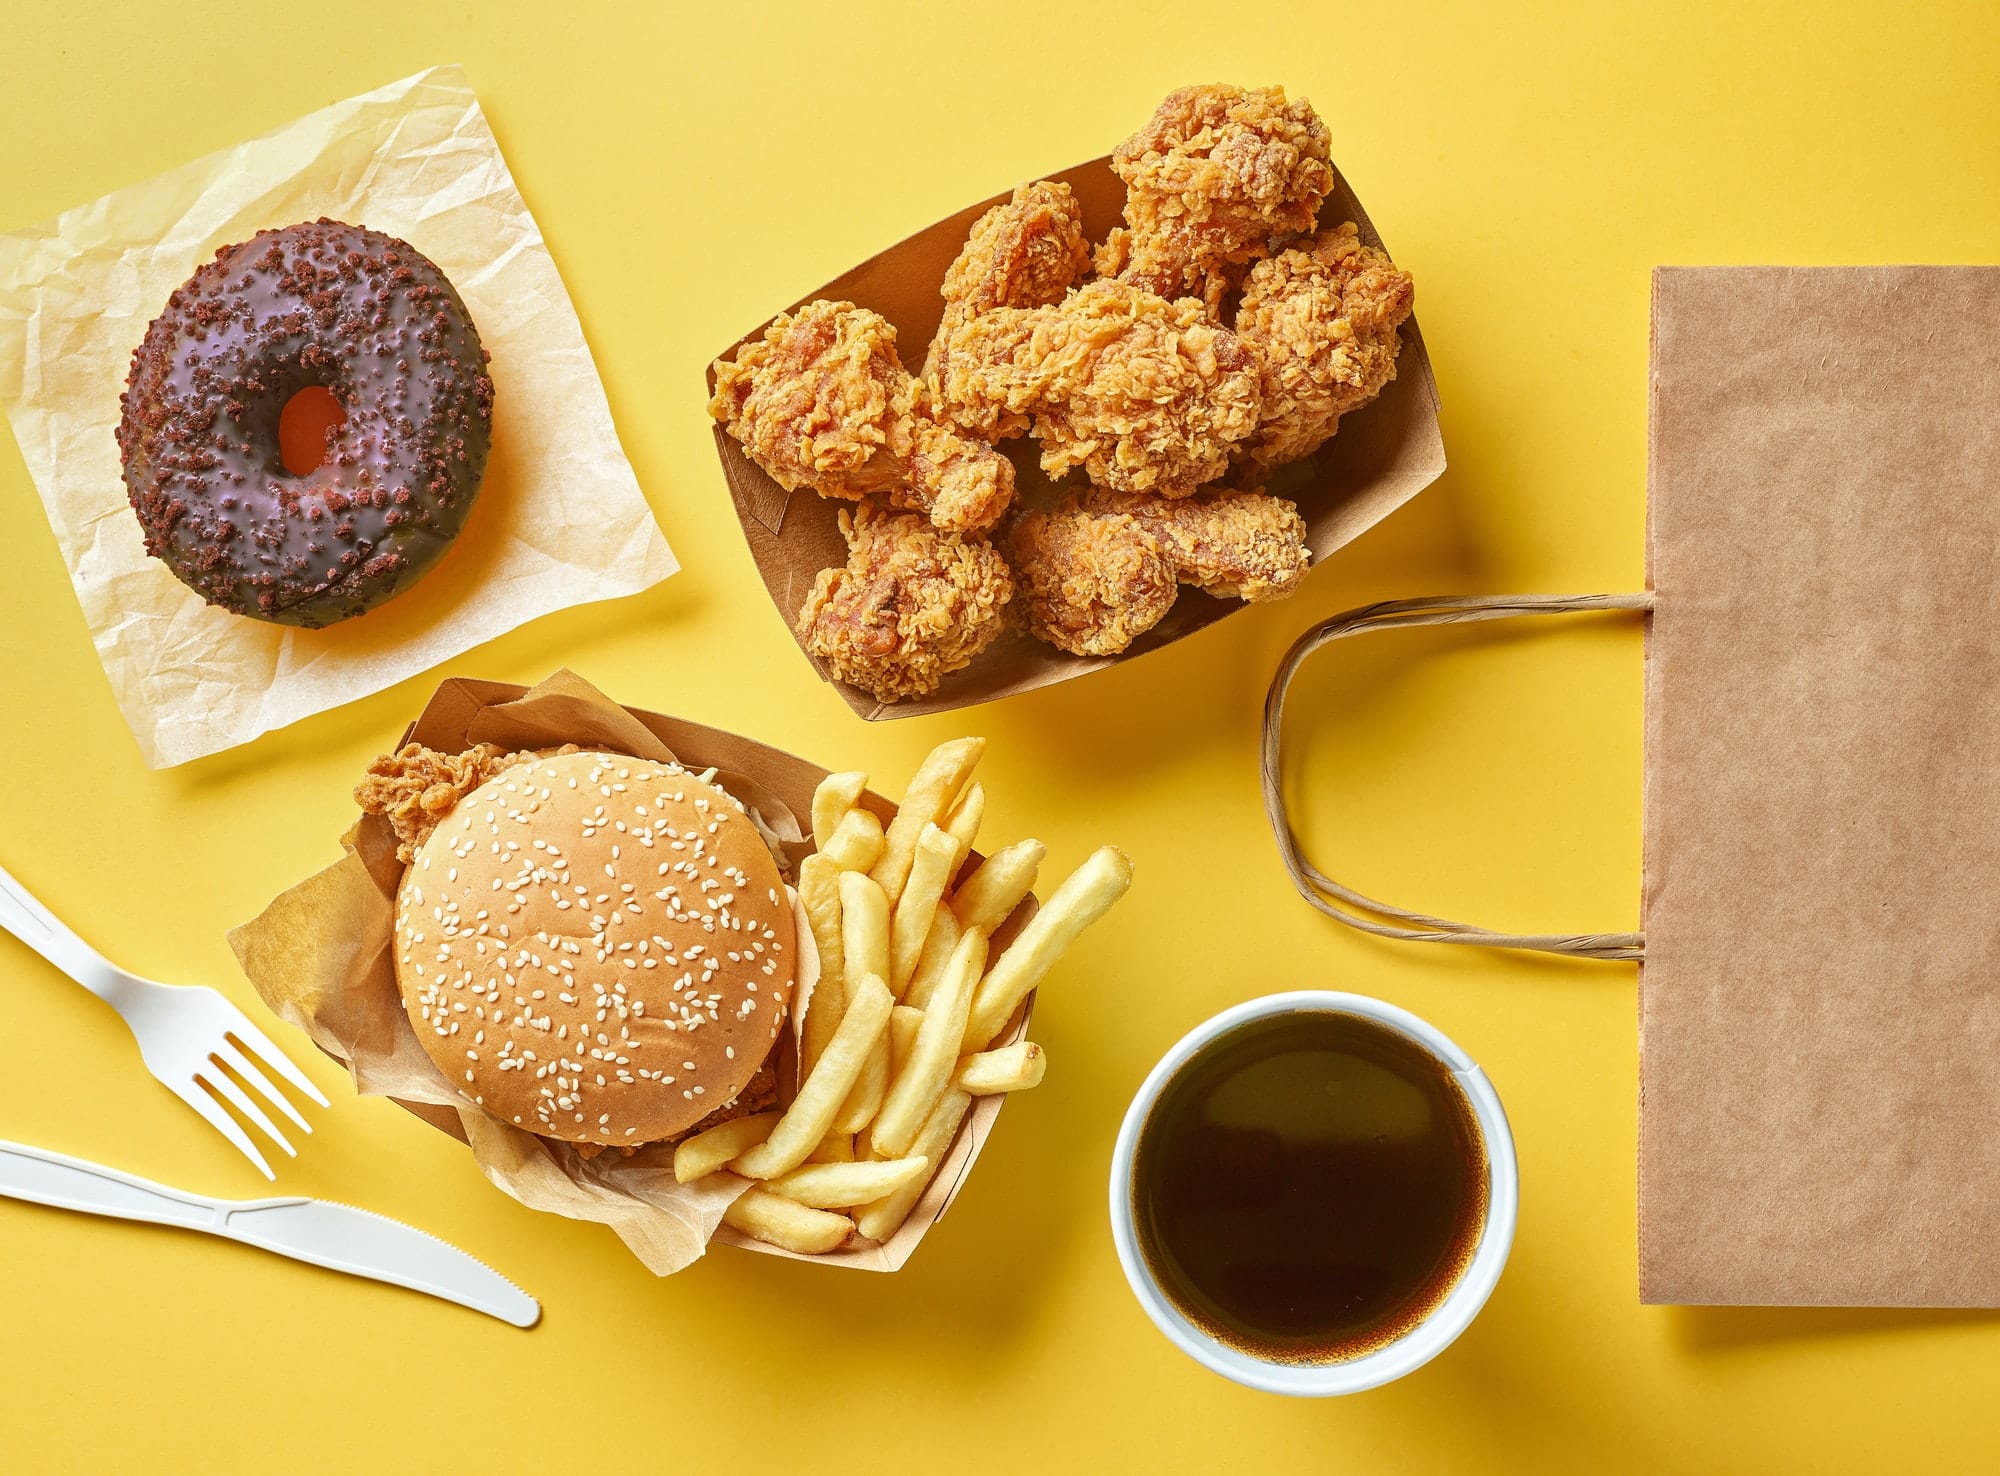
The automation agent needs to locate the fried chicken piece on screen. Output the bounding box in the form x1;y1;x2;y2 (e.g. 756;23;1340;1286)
357;743;580;862
796;504;1014;701
1234;223;1415;469
1084;486;1310;601
1005;503;1179;656
922;181;1092;391
1093;228;1244;321
710;300;1014;533
1098;84;1333;307
936;279;1263;497
1004;482;1310;656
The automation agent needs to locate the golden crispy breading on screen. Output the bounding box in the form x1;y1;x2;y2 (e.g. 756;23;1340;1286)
796;505;1015;701
936;279;1264;497
356;743;578;862
1083;486;1310;601
709;300;1015;533
1093;226;1243;320
1004;503;1180;656
1234;224;1415;469
1099;84;1333;305
923;181;1092;388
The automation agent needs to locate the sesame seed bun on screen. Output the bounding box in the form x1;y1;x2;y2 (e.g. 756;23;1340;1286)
392;750;796;1146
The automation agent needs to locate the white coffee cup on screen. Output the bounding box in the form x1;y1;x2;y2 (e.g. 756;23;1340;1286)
1108;990;1519;1396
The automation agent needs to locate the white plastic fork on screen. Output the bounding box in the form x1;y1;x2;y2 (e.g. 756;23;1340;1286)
0;862;329;1179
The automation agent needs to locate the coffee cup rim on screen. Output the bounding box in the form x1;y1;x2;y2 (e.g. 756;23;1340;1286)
1107;989;1519;1396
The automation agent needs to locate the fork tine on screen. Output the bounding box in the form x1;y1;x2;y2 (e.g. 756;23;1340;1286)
196;1068;295;1160
212;1039;312;1135
227;1019;331;1108
178;1081;274;1180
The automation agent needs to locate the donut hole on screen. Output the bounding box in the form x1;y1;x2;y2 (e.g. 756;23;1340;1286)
278;384;348;476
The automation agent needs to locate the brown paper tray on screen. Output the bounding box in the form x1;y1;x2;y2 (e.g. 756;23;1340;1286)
234;671;1031;1274
707;152;1446;719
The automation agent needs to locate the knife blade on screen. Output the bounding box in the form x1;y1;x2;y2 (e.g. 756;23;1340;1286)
0;1139;539;1328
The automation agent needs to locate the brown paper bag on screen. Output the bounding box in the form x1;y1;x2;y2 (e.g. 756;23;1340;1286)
1262;267;2000;1307
1639;266;2000;1306
229;670;1033;1274
706;156;1446;719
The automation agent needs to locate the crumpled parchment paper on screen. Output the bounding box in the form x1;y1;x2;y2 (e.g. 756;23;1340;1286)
0;65;676;767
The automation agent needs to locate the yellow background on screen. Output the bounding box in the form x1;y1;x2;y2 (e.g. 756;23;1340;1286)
2;2;1995;1470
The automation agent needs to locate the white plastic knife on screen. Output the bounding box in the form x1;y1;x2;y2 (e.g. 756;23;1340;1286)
0;1140;539;1328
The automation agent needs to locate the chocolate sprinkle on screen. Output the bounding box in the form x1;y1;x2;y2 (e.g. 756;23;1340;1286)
116;219;494;628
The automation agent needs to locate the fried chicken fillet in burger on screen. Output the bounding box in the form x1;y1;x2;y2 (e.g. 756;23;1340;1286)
357;746;798;1149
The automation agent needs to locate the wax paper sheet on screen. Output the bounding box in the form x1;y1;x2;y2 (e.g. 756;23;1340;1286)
0;65;675;767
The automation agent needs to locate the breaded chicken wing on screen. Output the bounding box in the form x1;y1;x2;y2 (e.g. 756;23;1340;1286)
936;279;1263;497
356;742;582;862
1083;486;1310;601
1097;84;1333;309
1234;224;1414;469
1004;502;1179;655
710;300;1014;533
923;180;1092;390
795;504;1014;701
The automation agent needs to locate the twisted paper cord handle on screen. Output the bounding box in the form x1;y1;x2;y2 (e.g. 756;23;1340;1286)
1261;593;1657;962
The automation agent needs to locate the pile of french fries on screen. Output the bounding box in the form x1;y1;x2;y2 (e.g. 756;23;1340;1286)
673;737;1132;1256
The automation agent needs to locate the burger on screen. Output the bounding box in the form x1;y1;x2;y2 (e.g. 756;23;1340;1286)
357;743;798;1150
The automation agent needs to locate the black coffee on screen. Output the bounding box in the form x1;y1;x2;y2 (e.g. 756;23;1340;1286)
1131;1011;1488;1364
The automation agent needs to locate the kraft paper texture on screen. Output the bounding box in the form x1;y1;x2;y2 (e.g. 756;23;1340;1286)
1641;266;2000;1306
707;157;1446;719
0;66;676;768
230;670;1030;1274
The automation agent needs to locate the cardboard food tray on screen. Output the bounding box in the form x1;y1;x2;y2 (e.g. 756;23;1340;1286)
232;670;1033;1274
707;153;1447;719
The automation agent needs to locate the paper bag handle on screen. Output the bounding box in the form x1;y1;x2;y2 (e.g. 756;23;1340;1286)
1261;593;1656;962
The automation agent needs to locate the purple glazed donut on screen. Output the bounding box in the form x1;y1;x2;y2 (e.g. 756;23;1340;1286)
116;219;494;628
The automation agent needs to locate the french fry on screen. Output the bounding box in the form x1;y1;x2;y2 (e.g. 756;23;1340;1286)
963;846;1133;1051
855;1089;971;1243
889;825;957;995
734;741;1123;1254
796;855;846;1077
672;1110;780;1183
820;806;885;873
956;1041;1046;1095
888;1004;925;1078
723;1187;854;1255
871;738;984;904
834;1030;890;1133
870;928;989;1159
901;905;962;1010
828;874;889;1135
807;1131;855;1164
839;871;890;985
942;781;985;875
950;839;1045;935
767;1155;930;1209
811;770;870;850
733;975;893;1179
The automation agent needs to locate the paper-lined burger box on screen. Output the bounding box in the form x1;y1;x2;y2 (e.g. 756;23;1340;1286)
706;154;1447;720
230;670;1033;1274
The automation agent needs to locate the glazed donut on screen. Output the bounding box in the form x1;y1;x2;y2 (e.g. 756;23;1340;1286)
116;219;494;628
